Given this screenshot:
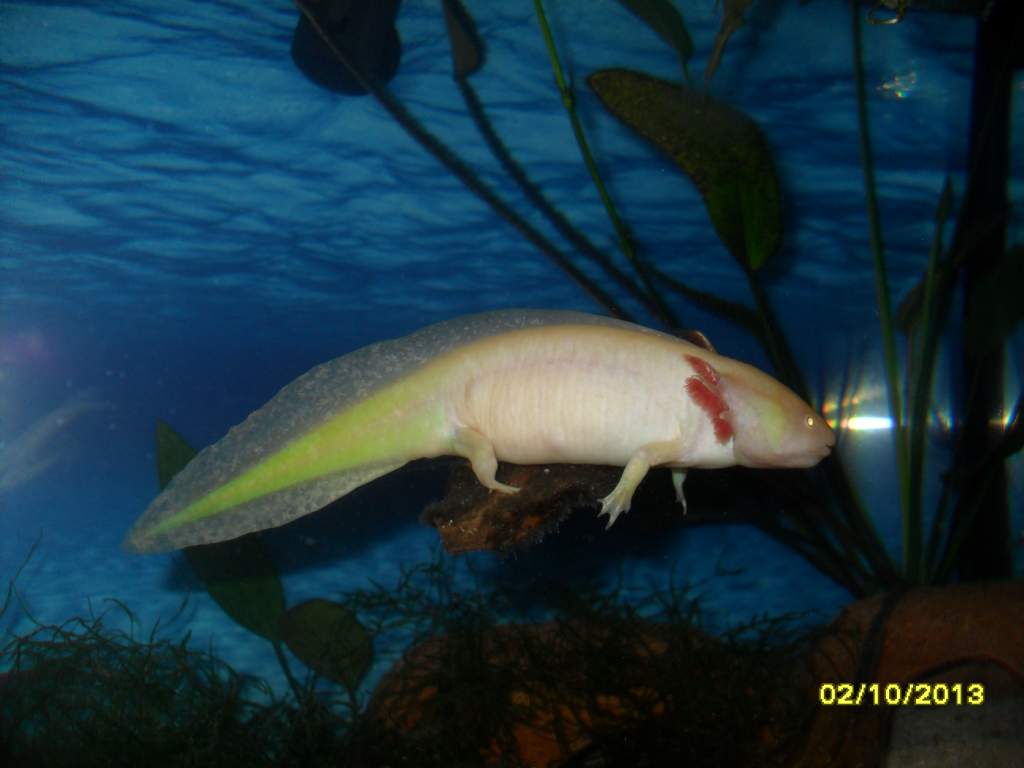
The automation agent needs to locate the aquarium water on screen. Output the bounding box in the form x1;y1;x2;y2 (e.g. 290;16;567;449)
2;0;1022;710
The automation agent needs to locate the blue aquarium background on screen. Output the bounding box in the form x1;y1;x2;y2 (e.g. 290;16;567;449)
1;0;1022;757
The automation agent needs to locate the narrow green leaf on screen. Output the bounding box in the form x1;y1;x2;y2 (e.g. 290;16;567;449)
441;0;482;79
615;0;693;75
895;276;926;333
934;173;955;222
282;598;373;689
895;178;955;334
706;0;755;83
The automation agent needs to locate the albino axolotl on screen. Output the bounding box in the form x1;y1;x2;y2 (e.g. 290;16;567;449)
124;309;834;553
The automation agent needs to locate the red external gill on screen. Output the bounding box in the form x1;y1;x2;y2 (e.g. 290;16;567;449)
684;354;732;444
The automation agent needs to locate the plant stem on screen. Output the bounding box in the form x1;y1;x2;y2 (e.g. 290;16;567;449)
294;0;628;319
454;79;676;326
743;268;807;396
532;0;673;323
909;180;953;578
851;2;913;579
272;640;305;703
746;267;898;589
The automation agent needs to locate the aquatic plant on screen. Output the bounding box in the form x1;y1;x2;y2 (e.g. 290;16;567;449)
143;420;822;763
848;1;1020;583
0;539;392;765
2;529;822;766
290;0;1020;592
154;421;373;706
358;572;813;767
0;546;285;766
530;0;1023;589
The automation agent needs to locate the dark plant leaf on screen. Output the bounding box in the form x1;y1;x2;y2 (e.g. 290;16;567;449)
154;420;286;644
965;245;1023;356
706;0;755;83
185;537;287;644
588;69;782;270
291;0;402;95
282;598;373;689
933;173;956;226
895;261;957;333
441;0;482;79
155;420;197;489
895;178;955;333
615;0;693;75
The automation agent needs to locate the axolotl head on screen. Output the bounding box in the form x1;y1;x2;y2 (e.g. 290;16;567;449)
716;361;835;469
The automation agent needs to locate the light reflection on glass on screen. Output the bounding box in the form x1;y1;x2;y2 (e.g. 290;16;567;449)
878;70;918;99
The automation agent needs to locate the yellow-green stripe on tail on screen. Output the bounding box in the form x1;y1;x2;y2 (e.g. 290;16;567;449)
137;383;446;547
124;309;834;554
126;309;595;554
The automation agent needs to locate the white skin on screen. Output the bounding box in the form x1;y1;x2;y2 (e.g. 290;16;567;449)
126;313;834;552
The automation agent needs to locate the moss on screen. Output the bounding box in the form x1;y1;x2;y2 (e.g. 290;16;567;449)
2;554;815;767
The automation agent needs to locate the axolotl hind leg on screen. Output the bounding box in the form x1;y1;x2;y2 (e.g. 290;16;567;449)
599;439;684;528
453;426;520;494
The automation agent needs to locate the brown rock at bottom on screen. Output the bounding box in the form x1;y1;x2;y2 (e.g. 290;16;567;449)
795;582;1024;768
366;620;714;767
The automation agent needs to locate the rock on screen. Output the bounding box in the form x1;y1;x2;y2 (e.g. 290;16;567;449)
422;462;620;554
794;582;1024;767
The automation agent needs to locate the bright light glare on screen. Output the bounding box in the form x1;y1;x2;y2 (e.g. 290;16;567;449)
843;416;893;431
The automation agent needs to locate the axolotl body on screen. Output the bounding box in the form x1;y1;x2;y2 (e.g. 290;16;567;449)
124;310;834;553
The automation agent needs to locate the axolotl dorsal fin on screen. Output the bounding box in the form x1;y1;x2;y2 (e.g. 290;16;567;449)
124;310;678;553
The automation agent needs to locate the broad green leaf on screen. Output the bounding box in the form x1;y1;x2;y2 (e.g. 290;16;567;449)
184;537;286;643
282;598;373;689
588;69;782;270
154;420;286;643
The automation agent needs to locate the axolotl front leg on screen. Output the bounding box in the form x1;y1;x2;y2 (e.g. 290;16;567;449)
599;439;687;528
